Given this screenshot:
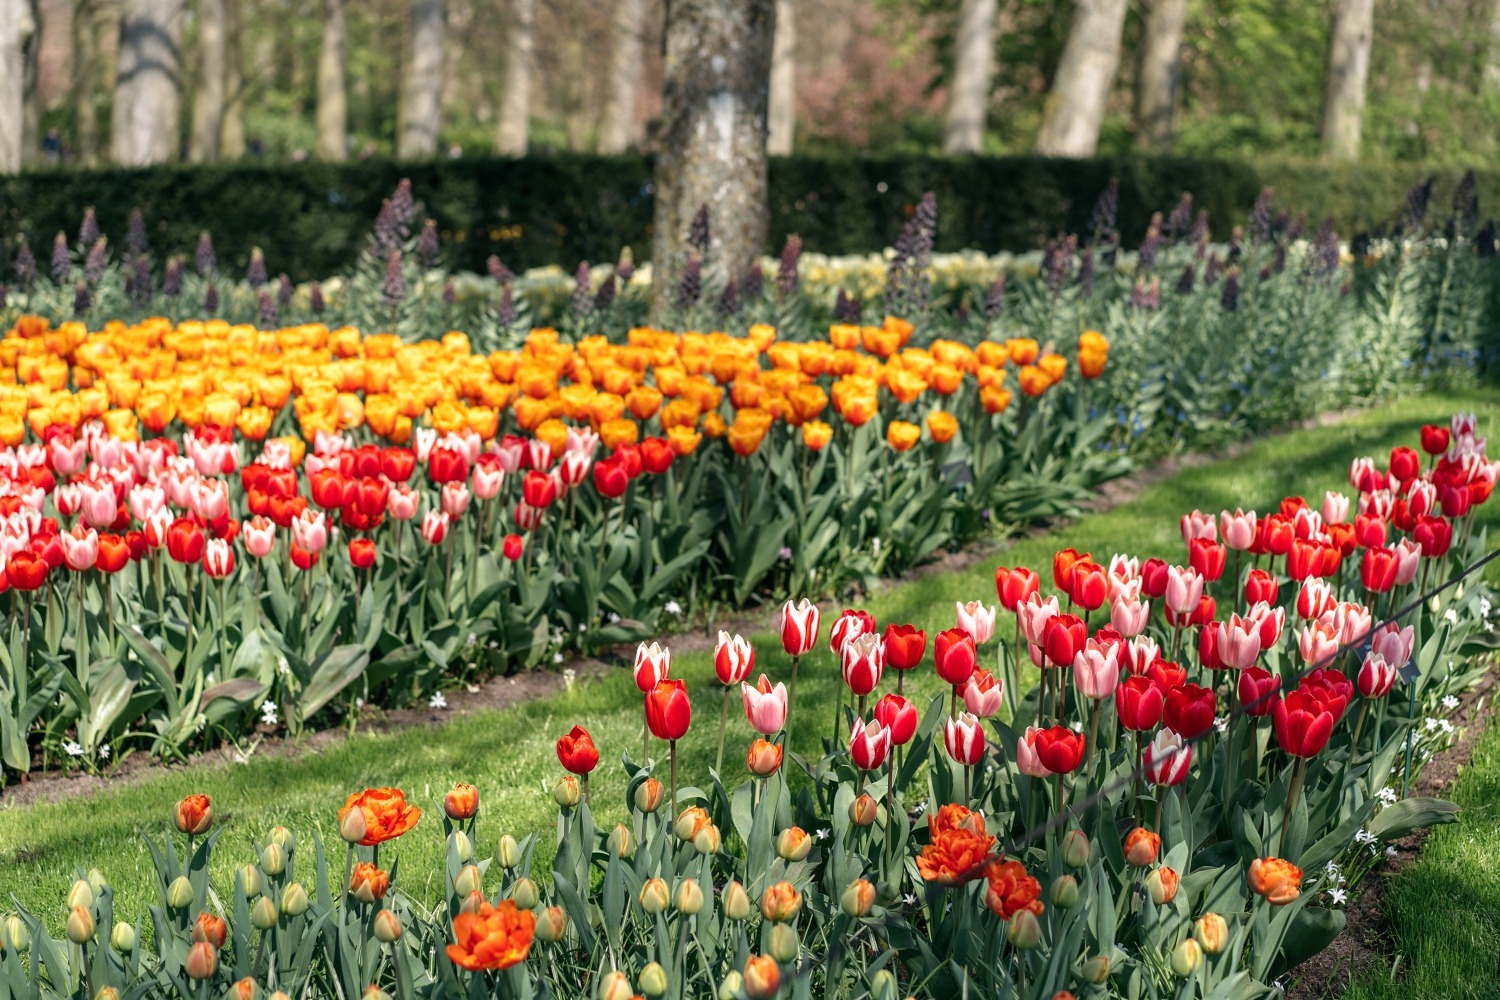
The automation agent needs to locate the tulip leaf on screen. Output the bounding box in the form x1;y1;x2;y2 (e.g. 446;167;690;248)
299;645;370;720
1269;905;1345;979
1367;796;1460;841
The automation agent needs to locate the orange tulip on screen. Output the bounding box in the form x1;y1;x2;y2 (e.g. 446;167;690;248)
446;899;536;971
886;420;920;452
666;425;701;456
702;412;728;438
175;794;213;835
444;783;480;820
1018;366;1051;397
928;363;963;396
1006;338;1039;366
802;420;832;451
927;410;958;444
1078;329;1109;354
728;410;773;457
1124;827;1160;866
1037;353;1068;384
338;787;422;846
1079;348;1108;380
349;861;390;903
980;384;1012;414
829;324;861;350
1247;857;1303;905
976;341;1009;369
600;418;639;450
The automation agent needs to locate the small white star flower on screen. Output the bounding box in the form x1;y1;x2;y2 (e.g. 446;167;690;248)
428;691;448;710
815;828;830;841
1442;695;1460;710
902;893;918;906
553;652;564;664
563;668;577;692
1376;787;1398;805
63;740;83;757
1385;845;1398;857
664;600;682;616
260;700;279;726
1356;829;1377;845
1329;887;1347;905
99;744;110;759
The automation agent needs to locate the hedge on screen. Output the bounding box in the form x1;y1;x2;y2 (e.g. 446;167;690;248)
1;154;1494;281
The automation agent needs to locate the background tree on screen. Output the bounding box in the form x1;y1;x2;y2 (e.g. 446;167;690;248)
396;0;445;157
598;0;646;153
941;0;998;154
190;0;228;162
1035;0;1128;156
651;0;776;319
315;0;348;159
1134;0;1186;150
1321;0;1375;159
496;0;534;155
0;0;26;172
111;0;187;165
767;0;796;155
220;0;246;158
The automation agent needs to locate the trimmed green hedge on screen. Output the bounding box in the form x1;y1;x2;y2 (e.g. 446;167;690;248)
1;154;1494;281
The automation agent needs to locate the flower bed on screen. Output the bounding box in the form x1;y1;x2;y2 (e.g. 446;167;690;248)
1;415;1493;999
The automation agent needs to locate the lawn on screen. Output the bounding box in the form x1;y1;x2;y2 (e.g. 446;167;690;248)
3;385;1499;961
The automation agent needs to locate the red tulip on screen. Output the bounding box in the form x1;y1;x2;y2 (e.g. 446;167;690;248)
1033;726;1085;774
849;719;892;770
639;437;674;475
1052;548;1085;593
1259;513;1294;556
1164;683;1216;739
1414;515;1453;557
1197;621;1222;671
1188;538;1226;583
994;565;1040;611
1273;689;1334;757
1140;558;1169;599
352;477;390;518
780;599;820;657
883;624;927;670
1147;658;1186;695
1244;568;1278;606
166;518;206;564
593;458;628;498
1069;561;1108;611
290;542;319;571
428;447;469;485
1353;513;1386;549
933;627;978;685
1420;424;1451;455
1440;485;1471;519
381;447;417;482
502;533;525;561
556;725;600;774
96;533;131;573
645;679;691;741
349;538;377;569
874;693;918;745
1359;546;1397;593
521;470;558;509
310;469;351;510
1116;675;1164;731
1388;446;1420;484
1300;668;1353;721
1042;614;1086;668
1286;539;1324;581
5;550;48;591
1236;666;1280;716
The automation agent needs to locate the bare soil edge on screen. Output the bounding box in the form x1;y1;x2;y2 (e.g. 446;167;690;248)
0;408;1360;810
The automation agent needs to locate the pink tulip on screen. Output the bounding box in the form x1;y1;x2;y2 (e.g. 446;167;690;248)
387;484;420;521
419;509;448;546
1393;538;1422;585
54;483;81;518
293;509;329;553
840;634;885;697
472;464;505;500
1321;491;1350;525
1072;639;1121;699
1123;635;1160;675
1370;622;1415;668
1219;509;1258;551
1107;554;1140;600
413;427;438;462
441;481;471;518
243;516;276;558
61;525;99;571
1217;614;1262;669
849;718;892;770
1291;506;1322;541
493;437;525;474
1164;565;1203;615
190;479;229;522
526;439;552;472
1358;652;1397;699
634;641;671;692
1180;510;1217;545
49;436;86;477
943;712;986;766
962;670;1004;717
203;538;235;578
1297;621;1341;666
1349;456;1376;489
143;508;172;549
79;481;118;529
1017;593;1059;646
1246;601;1285;649
565;426;600;456
1360;489;1394;520
741;675;788;734
1296;578;1335;620
1143;730;1191;786
1110;596;1150;637
1015;726;1052;777
127;482;165;523
955;600;996;644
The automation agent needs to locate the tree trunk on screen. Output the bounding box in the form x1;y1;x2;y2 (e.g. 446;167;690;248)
1035;0;1127;157
1486;0;1500;90
315;0;347;159
597;0;645;153
73;0;102;164
20;0;40;164
1320;0;1374;160
397;0;444;158
495;0;533;155
0;0;25;173
942;0;996;154
219;0;245;157
189;0;226;162
111;0;187;165
766;0;795;155
650;0;776;320
1134;0;1185;150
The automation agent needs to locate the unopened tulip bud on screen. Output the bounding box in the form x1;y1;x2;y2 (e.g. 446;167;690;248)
840;879;875;917
743;956;781;1000
675;879;705;915
1050;874;1079;909
767;922;800;963
535;905;568;943
280;882;309;917
268;826;295;852
228;979;259;1000
68;880;95;911
86;869;108;894
3;914;28;952
339;807;367;844
110;921;136;952
1081;955;1110;984
65;907;95;944
373;910;402;943
239;864;263;899
270;993;291;1000
1007;909;1042;950
444;783;479;821
361;988;391;1000
723;881;752;921
459;890;486;915
451;830;474;864
596;970;634;1000
634;777;665;813
1194;912;1229;954
776;826;811;862
251;897;279;931
184;941;218;980
1170;938;1203;976
260;843;286;876
639;878;670;914
1123;827;1160;867
607;824;633;860
1144;866;1179;905
496;834;521;869
453;864;482;897
553;775;581;808
639;961;669;998
694;825;722;855
1051;993;1078;1000
94;987;121;1000
511;877;539;910
717;971;743;1000
849;793;878;827
870;969;898;1000
1062;829;1091;868
167;876;194;909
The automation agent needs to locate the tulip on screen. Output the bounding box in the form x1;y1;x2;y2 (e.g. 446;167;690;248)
1042;614;1086;668
1110;595;1150;637
502;533;525;561
1145;865;1180;904
1164;565;1203;615
1007;909;1042;949
596;971;635;1000
1072;639;1120;700
1189;538;1226;582
1415;515;1453;557
1017;592;1059;644
1390;445;1421;483
995;565;1040;611
203;538;235;578
184;941;218;980
1297;620;1341;667
645;679;691;741
1062;829;1092;867
1140;557;1170;598
1248;857;1303;905
61;525;99;572
386;484;420;521
419;509;449;545
934;627;978;685
840;879;875;917
1033;725;1085;773
829;609;875;654
874;693;918;745
1370;621;1415;669
1273;690;1335;757
496;834;522;868
742;675;788;734
634;641;671;692
1116;676;1163;731
1016;726;1053;777
760;881;803;922
743;955;781;1000
849;792;878;825
165;518;206;564
638;879;670;914
1124;827;1160;866
840;633;884;696
1358;652;1397;699
556;725;600;775
955;600;996;643
1219;614;1262;669
1180;509;1216;544
1170;938;1203;976
1421;423;1452;455
849;718;892;770
1143;729;1191;785
1052;547;1085;592
633;778;665;814
65;906;95;944
746;738;783;775
1220;508;1258;550
1069;561;1108;611
962;669;1004;717
723;881;752;921
882;623;927;671
780;599;820;656
943;712;986;765
713;631;754;685
535;904;569;943
1236;665;1280;716
552;775;581;808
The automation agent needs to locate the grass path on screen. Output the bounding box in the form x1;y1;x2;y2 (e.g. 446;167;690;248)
3;388;1499;943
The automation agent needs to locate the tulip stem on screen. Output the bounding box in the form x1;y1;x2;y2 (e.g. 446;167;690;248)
1279;758;1308;857
669;739;679;816
104;576;115;648
74;571;86;680
785;655;799;763
184;567;194;673
715;685;729;778
216;580;228;672
885;756;897;882
1087;701;1101;781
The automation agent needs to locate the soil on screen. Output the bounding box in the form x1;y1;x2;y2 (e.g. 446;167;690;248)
0;406;1362;809
1284;669;1498;999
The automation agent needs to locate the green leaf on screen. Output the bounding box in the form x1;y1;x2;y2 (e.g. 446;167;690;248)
1367;796;1460;841
299;645;371;719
